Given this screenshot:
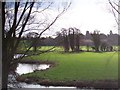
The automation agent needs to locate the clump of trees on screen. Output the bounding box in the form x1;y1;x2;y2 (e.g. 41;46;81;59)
100;42;107;52
26;32;39;52
60;27;82;52
57;29;114;53
91;30;114;52
91;30;101;52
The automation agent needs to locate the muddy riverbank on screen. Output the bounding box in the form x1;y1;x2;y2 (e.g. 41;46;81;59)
17;76;118;89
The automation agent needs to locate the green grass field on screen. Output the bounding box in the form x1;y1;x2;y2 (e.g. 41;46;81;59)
21;50;118;82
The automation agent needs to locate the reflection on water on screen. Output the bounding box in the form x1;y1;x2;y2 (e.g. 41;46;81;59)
16;63;50;75
14;54;27;59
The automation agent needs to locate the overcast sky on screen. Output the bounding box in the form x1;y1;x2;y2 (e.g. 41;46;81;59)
36;0;118;37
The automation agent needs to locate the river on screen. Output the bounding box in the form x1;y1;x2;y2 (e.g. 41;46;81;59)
8;63;76;89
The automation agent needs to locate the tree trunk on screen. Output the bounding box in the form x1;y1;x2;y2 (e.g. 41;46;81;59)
2;50;14;89
63;36;69;52
2;50;10;89
2;62;9;90
75;35;80;52
95;46;99;52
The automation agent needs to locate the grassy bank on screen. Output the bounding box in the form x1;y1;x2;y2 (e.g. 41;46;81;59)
20;51;118;82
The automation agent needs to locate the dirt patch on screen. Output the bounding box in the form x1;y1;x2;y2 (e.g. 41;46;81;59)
17;76;118;89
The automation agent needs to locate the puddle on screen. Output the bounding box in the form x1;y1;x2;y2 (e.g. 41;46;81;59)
16;63;50;75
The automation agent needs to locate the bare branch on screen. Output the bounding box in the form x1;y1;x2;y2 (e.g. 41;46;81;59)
111;8;118;24
16;2;29;28
38;1;71;38
14;2;35;52
108;0;120;14
113;1;120;7
10;46;56;66
32;2;53;14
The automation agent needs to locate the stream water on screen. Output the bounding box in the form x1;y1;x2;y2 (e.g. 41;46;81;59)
8;54;77;88
16;63;50;75
8;62;76;88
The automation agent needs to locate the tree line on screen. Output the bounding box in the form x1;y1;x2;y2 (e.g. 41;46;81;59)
22;28;119;53
58;28;116;52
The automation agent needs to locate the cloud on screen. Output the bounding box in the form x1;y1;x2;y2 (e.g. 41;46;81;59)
27;0;117;37
50;0;117;35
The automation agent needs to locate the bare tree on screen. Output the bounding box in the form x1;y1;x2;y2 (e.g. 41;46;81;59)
26;32;39;52
61;28;70;52
55;31;63;46
2;1;71;89
68;27;81;52
60;27;81;52
74;28;80;52
91;30;101;52
2;2;35;89
68;28;75;52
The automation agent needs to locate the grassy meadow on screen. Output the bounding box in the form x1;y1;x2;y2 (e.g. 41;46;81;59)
20;46;118;82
